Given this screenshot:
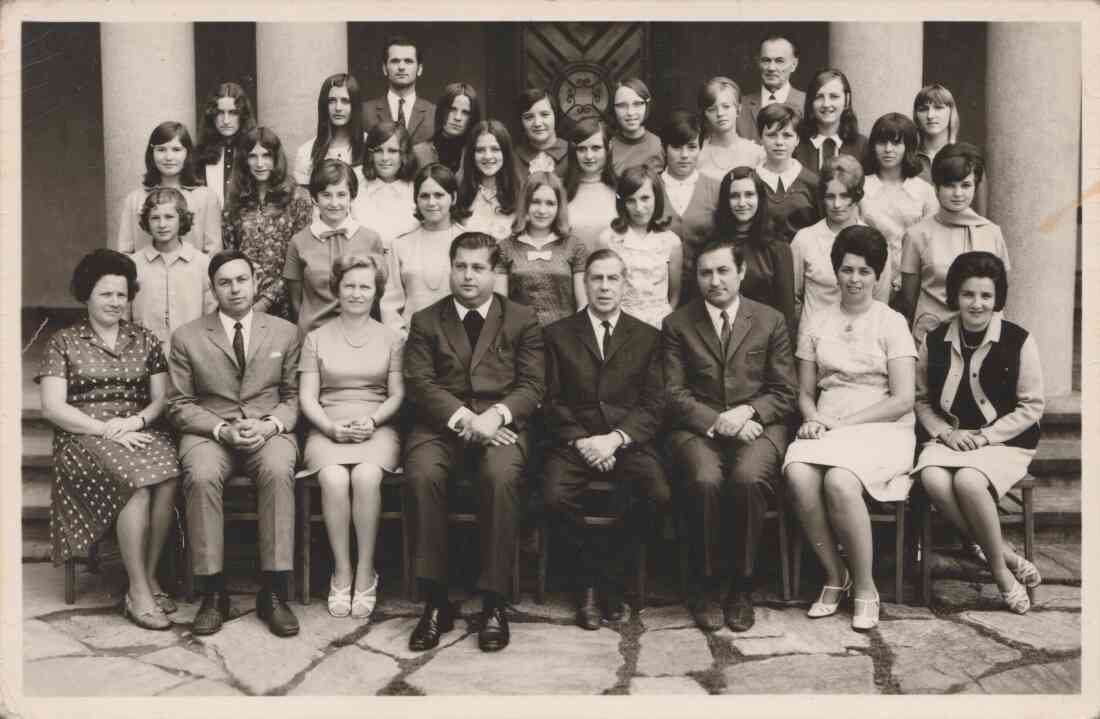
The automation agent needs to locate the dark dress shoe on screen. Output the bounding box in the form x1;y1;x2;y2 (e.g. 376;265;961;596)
257;589;300;637
724;591;756;632
688;594;724;632
478;605;510;652
192;592;231;636
601;587;625;622
409;603;455;651
576;587;601;630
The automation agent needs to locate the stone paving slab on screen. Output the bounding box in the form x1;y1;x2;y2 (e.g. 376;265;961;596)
969;659;1081;694
959;610;1081;652
293;602;371;650
510;595;576;622
158;678;246;696
636;628;713;676
1027;584;1082;610
1034;545;1081;583
24;656;182;696
21;562;118;619
357;616;472;660
722;654;876;694
931;579;982;610
878;619;1022;693
197;614;324;695
137;646;228;680
717;608;869;656
50;612;181;650
638;604;694;631
714;607;786;639
406;624;622;694
880;603;935;620
288;645;400;695
630;676;708;694
22;619;92;661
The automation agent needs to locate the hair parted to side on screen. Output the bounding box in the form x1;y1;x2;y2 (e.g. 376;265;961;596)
139;187;194;237
696;237;746;270
309;159;360;201
227;126;297;214
584;247;628;276
945;250;1008;312
381;34;422;65
143;121;200;189
329;252;388;319
512;171;571;237
756;102;801;137
71;249;140;303
830;225;888;280
364;121;416;182
564;117;616;200
449;231;501;267
931;142;985;188
207;249;255;285
611;165;670;234
413;162;471;223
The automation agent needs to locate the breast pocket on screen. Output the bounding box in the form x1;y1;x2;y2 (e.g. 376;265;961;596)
745;348;766;382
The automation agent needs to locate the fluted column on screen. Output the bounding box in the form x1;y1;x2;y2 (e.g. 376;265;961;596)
101;23;196;249
828;23;923;131
256;23;348;161
986;23;1080;395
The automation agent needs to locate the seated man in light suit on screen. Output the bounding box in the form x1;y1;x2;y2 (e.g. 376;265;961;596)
403;231;544;653
543;249;670;630
166;250;302;638
662;238;797;633
736;34;806;144
362;34;436;145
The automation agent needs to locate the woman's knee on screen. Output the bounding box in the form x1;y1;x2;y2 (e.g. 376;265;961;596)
953;468;991;498
350;464;384;492
318;466;351;494
823;467;863;503
785;462;822;498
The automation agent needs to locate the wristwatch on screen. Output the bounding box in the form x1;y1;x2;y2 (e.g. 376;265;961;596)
746;405;761;423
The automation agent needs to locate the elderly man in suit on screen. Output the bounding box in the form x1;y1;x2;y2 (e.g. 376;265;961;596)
362;35;435;145
403;231;544;653
662;238;797;633
166;250;301;637
543;249;670;630
736;35;806;143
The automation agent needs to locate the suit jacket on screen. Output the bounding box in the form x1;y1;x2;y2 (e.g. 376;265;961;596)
544;310;665;446
363;95;436;145
166;311;301;454
737;87;807;143
793;133;868;175
662;297;796;450
403;293;545;452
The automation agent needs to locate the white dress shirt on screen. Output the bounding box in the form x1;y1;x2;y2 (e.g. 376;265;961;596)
703;296;748;437
762;83;792;105
661;170;699;217
213;309;286;438
586;306;622;359
388;89;418;125
446;296;514;430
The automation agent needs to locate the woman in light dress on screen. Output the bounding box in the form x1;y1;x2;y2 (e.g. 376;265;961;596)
352;121;419;251
696;76;764;182
564;117;618;253
457;120;520;241
293;73;366;187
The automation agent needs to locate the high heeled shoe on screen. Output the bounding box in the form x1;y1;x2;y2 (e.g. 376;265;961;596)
807;572;852;619
328;577;352;618
1008;556;1042;589
351;572;379;619
851;592;880;631
1002;580;1031;614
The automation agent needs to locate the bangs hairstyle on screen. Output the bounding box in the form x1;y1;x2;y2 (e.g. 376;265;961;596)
196;82;256;166
512;171;571;237
71;249;139;303
364;121;415;182
207;249;255;284
309;158;359;201
864;113;923;178
227;126;296;214
458;120;519;215
830;225;887;279
312;73;365;168
515;88;562;142
329;252;388;319
931;142;985;188
433;82;482;142
802;68;859;143
659;110;702;149
413;162;470;223
757;102;801;137
564;117;616;200
714;166;771;248
449;231;501;267
611;77;653;128
945;251;1008;312
818;154;865;203
138;187;194;237
913;83;960;144
611;165;670;233
697;76;742;138
143;121;199;189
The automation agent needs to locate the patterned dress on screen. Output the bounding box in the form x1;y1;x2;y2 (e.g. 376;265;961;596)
495;233;589;327
599;226;681;328
223;186;313;319
35;321;179;563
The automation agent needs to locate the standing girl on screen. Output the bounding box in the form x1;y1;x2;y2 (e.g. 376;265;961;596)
795;69;867;173
352;121;419;251
195;82;256;207
514;88;569;179
752;103;821;244
696;77;765;182
564;117;618;252
609;78;665;176
912;84;961;184
457;120;520;240
412;82;481;176
294;74;366;187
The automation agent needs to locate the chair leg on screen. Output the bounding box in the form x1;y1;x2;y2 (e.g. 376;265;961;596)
299;482;312;605
636;541;647;609
65;559;76;605
778;506;791;602
791;528;802;600
401;490;416;602
921;498;933;607
894;502;905;604
1022;486;1035;561
678;516;689;601
512;529;521;602
87;541;100;574
536;521;548;604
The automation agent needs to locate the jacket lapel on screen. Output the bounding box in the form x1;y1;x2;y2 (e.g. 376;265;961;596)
408;100;428;137
441;300;473;366
575;311;602;363
245;313;270;368
603;314;634;364
471;296;503;370
726;302;753;359
204;313;238;371
692;300;724;362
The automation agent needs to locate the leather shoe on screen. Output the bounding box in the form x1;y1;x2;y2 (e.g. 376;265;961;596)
192;591;231;636
409;602;455;651
601;586;625;622
256;589;300;637
576;587;601;630
724;591;755;632
689;594;724;632
478;605;510;652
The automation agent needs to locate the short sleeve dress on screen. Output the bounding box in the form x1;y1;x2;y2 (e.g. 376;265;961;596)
599;226;681;329
35;321;179;563
782;301;918;502
496;233;589;327
297;318;404;473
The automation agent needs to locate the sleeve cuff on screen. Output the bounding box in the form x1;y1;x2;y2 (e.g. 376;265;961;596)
613;428;632;448
263;415;285;434
447;407;475;432
213;422;227;441
492;403;513;426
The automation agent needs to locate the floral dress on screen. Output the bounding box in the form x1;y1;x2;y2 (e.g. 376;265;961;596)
35;321;179;563
223;186;313;319
599;226;681;328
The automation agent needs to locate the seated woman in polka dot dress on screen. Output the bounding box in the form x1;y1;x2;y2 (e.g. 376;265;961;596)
37;250;181;631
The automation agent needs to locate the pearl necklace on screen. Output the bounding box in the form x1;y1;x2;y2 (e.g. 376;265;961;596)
339;319;371;348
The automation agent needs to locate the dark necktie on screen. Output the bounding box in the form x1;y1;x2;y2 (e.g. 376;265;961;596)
233;321;246;376
397;97;407;128
768;93;777;103
822;137;837;168
463;310;484;350
720;310;732;355
776;176;785;194
601;320;612;360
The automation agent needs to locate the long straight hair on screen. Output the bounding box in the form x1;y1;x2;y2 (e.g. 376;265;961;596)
913;83;961;145
311;73;365;168
714;166;772;248
801;68;860;144
458;120;519;216
510;171;571;237
564;117;616;201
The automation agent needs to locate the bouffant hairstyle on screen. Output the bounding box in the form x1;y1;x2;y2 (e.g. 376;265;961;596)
413;162;471;223
138;187;194;237
756;102;801;137
714;166;772;248
931;142;985;189
71;249;139;303
143;121;200;189
363;121;416;182
309;159;360;202
196;82;256;166
511;171;571;237
311;73;365;168
515;87;562;143
564;117;616;200
864;112;924;179
697;76;741;139
329;252;388;318
818;154;865;204
611;165;670;234
830;225;888;280
449;231;501;267
945;251;1008;312
458;120;520;216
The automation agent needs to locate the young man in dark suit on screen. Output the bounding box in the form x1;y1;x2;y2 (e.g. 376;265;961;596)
736;35;806;144
402;232;545;653
542;249;670;630
362;35;436;145
662;239;797;633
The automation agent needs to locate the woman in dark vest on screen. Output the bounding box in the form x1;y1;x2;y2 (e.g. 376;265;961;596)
913;252;1044;614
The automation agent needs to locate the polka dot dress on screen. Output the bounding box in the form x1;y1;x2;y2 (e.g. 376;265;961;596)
35;320;180;564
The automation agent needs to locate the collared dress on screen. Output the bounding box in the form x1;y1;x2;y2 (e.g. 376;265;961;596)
35;321;179;563
116;185;223;255
859;175;938;292
130;243;217;350
598;226;681;329
379;223;467;335
495;233;589;327
352;178;418;251
463;185;516;241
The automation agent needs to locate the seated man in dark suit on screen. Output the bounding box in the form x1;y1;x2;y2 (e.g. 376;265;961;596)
403;231;545;652
662;239;797;632
543;249;670;629
166;250;302;637
362;34;436;145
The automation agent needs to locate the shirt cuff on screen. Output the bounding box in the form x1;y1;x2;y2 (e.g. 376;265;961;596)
213;422;228;442
447;407;475;432
262;416;285;435
491;403;513;426
613;428;632;448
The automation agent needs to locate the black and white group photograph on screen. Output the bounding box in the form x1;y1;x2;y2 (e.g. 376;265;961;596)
1;2;1094;717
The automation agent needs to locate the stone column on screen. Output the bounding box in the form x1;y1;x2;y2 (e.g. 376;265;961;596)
986;23;1080;396
828;23;923;132
255;23;348;163
101;23;196;249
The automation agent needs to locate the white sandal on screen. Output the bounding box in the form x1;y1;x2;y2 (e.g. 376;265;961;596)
807;572;852;619
1008;556;1042;589
328;577;352;618
851;592;880;631
1002;579;1031;614
351;572;379;619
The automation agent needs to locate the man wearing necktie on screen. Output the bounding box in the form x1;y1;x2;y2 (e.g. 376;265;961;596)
166;250;302;638
662;239;797;633
362;35;436;145
542;249;670;630
403;232;545;654
736;35;807;143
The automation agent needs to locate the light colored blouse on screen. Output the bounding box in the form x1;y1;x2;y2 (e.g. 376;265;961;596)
129;242;216;348
380;223;466;335
697;137;765;182
463;186;516;241
352;178;418;251
598;226;681;329
568;180;617;252
293;136;358;186
791;218;892;326
116;185;222;255
859;175;938;290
